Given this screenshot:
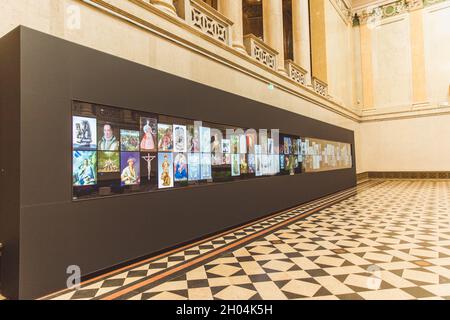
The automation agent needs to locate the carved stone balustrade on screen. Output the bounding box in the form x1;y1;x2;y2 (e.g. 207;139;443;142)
175;0;233;45
243;34;278;71
285;60;307;86
312;76;329;97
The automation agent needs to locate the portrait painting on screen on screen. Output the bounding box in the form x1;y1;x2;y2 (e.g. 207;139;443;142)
140;117;157;152
174;152;188;182
187;125;200;152
98;122;119;151
120;152;141;186
158;152;174;188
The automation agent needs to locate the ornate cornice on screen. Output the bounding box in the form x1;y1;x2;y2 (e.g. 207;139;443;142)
329;0;353;24
352;0;449;26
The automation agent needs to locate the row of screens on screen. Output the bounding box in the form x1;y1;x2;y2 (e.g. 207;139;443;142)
72;101;352;199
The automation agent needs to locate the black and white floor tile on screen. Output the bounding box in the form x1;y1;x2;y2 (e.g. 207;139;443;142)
44;180;450;300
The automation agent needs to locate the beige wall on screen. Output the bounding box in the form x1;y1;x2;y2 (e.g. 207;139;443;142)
360;114;450;172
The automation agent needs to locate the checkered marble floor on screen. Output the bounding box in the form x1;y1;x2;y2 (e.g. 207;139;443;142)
46;180;450;300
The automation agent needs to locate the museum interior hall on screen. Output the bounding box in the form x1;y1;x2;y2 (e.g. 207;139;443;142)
0;0;449;301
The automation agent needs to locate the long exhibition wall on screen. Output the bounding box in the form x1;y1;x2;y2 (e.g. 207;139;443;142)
0;27;356;299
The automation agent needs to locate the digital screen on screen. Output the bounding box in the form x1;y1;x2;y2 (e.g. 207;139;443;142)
72;101;353;200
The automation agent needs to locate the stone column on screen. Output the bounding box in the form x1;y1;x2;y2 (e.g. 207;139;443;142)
309;0;328;84
218;0;246;54
292;0;312;84
150;0;177;16
262;0;286;74
360;23;375;110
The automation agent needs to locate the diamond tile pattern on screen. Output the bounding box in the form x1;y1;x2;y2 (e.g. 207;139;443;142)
45;180;450;300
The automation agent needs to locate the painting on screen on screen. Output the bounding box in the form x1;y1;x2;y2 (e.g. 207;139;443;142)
73;116;97;150
140;117;157;152
120;152;140;186
255;145;262;177
231;154;241;176
173;125;187;153
239;135;247;154
201;153;212;180
284;137;292;155
158;124;173;152
98;151;120;173
187;125;200;152
73;151;97;186
158;152;174;188
140;152;157;184
174;152;188;182
246;131;257;154
222;139;231;154
230;135;239;154
200;127;211;153
248;154;255;174
120;129;140;152
98;122;119;151
188;153;200;181
240;154;248;174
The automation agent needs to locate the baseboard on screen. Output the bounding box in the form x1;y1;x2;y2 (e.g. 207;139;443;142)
357;171;450;182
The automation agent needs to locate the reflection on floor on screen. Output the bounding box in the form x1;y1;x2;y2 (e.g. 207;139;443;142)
44;180;450;300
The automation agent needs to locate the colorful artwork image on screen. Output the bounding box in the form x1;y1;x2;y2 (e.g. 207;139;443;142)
120;152;140;186
280;155;285;170
268;138;274;155
158;152;174;188
187;125;200;152
248;154;255;174
73;151;97;186
212;152;223;166
284;137;292;155
73;116;97;150
98;122;119;151
255;145;262;177
141;153;156;182
173;125;187;153
98;151;120;173
200;127;211;153
222;139;231;154
239;135;247;154
201;153;212;180
120;129;140;152
140;117;157;152
158;124;173;152
240;154;248;174
211;132;222;154
174;153;188;181
246;131;257;154
231;154;240;176
222;153;231;165
231;135;239;154
188;153;201;181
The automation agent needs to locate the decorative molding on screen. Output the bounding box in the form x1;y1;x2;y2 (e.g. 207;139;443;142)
175;0;233;45
352;0;450;26
329;0;352;24
360;171;450;179
312;77;328;98
285;60;307;86
243;34;278;71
